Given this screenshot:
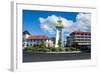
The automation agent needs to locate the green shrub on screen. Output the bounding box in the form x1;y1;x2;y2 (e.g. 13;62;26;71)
42;48;50;52
26;46;81;52
27;49;33;52
58;47;64;51
70;47;76;51
31;48;51;52
65;48;69;51
26;46;33;50
51;48;57;51
66;48;71;51
76;48;80;51
31;48;38;52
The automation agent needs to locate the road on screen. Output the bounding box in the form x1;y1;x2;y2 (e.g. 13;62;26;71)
23;51;91;62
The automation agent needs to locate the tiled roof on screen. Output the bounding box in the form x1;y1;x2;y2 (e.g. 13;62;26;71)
70;32;91;35
27;35;49;40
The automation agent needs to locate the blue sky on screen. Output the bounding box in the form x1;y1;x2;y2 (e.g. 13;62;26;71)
23;10;91;37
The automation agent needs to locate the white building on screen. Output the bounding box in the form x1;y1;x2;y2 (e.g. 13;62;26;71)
66;31;91;52
23;31;54;48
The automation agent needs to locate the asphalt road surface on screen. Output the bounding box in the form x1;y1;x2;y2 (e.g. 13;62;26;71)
23;51;91;62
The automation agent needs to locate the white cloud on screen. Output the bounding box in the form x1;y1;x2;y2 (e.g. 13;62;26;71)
39;13;91;36
39;15;58;34
76;13;91;32
40;25;51;31
39;15;73;35
64;13;91;33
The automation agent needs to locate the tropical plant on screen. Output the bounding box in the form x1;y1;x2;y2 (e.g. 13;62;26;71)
38;40;46;48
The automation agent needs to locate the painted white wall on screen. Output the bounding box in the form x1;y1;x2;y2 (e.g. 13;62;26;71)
46;40;54;47
25;34;30;39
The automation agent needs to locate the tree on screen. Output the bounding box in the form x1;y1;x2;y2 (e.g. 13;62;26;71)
38;40;46;48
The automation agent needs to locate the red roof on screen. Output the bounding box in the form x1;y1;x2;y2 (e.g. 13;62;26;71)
27;35;49;40
70;32;91;35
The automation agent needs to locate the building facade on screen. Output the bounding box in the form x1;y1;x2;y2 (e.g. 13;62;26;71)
67;32;91;52
23;31;54;48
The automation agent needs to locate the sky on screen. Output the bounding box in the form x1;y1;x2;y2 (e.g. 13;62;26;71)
23;10;91;38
